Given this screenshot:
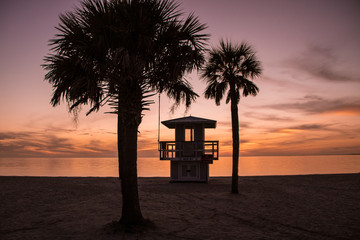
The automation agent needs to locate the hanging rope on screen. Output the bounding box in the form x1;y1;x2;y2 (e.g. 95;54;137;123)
157;93;161;142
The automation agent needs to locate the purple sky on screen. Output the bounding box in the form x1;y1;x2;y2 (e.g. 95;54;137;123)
0;0;359;158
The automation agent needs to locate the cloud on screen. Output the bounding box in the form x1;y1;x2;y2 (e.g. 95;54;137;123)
259;75;307;91
262;95;360;115
221;139;249;146
0;131;71;157
289;123;331;131
217;120;252;130
266;123;338;137
287;44;359;82
243;112;293;122
0;132;26;140
0;130;116;158
242;142;360;156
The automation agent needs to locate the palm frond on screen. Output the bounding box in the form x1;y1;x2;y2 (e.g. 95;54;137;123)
238;78;259;97
157;0;182;21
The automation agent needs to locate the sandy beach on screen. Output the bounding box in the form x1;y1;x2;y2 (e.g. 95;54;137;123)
1;174;359;239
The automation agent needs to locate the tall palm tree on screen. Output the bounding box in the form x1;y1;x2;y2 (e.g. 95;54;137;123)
202;40;262;194
43;0;208;225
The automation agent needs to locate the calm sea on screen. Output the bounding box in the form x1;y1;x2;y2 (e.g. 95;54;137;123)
0;155;359;177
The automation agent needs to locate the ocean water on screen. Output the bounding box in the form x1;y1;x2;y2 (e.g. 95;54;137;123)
0;155;359;177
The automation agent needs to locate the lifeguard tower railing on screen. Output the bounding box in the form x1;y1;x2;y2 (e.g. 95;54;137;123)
159;141;219;161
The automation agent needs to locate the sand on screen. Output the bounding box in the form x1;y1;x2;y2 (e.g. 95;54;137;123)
0;174;359;240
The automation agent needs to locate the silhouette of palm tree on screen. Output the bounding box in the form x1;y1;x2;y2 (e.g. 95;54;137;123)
43;0;208;225
202;40;262;194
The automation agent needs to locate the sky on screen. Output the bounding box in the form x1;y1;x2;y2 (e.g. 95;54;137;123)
0;0;359;158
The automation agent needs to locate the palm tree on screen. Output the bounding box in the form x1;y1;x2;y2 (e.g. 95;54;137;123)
202;40;262;194
43;0;208;225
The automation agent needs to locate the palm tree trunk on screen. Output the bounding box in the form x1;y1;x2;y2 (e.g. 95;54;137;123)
117;100;143;225
230;82;239;194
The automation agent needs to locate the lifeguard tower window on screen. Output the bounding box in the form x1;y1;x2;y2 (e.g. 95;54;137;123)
185;128;194;142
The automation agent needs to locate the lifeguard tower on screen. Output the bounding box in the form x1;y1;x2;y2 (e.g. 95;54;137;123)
159;116;219;182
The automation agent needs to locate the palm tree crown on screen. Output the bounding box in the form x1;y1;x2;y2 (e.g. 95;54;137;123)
44;0;208;118
202;40;261;105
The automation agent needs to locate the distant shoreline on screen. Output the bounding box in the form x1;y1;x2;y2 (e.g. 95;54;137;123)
1;153;359;158
1;173;359;178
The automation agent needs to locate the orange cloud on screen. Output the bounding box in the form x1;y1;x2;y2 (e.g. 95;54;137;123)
322;108;360;116
0;130;117;158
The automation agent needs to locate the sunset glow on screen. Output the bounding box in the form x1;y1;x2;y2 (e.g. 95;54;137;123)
1;0;359;159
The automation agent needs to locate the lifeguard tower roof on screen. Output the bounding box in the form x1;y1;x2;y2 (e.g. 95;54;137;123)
162;116;216;129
